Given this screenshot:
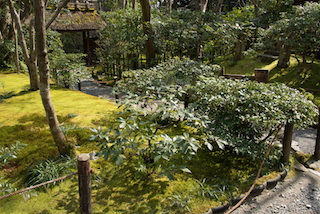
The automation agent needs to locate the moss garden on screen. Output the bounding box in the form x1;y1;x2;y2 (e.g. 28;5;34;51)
0;55;319;214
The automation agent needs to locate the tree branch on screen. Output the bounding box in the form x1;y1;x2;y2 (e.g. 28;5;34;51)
46;0;70;29
226;124;283;214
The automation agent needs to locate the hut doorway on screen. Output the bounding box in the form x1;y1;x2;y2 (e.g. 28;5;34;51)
60;30;99;66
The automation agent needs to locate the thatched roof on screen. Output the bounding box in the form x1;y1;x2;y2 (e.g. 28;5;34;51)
49;11;104;32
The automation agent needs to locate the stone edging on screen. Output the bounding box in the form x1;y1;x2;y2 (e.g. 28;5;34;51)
206;170;288;214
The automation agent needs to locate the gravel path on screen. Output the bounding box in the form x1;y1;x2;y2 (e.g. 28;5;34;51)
79;79;320;214
232;171;320;214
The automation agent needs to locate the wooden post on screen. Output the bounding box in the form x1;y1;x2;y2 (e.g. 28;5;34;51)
219;67;225;77
315;107;320;160
254;69;269;83
282;123;294;163
114;76;119;100
77;154;92;214
184;93;189;109
78;80;82;91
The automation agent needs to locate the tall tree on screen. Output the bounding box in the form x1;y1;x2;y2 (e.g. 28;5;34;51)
139;0;156;67
265;2;320;75
8;0;39;90
34;0;74;155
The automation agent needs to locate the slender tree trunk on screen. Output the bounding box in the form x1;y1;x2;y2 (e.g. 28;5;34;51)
173;0;178;10
200;0;208;12
29;19;39;89
167;0;172;14
215;0;224;14
8;0;39;90
234;32;245;61
132;0;137;10
282;123;294;163
139;0;156;67
277;42;291;68
196;41;203;61
13;21;20;74
122;0;127;9
34;0;74;156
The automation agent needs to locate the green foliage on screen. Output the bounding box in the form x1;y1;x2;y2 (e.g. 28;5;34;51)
0;40;15;69
153;10;219;60
264;2;320;74
193;77;318;159
0;141;26;167
97;9;145;75
90;98;202;179
0;82;15;103
51;53;89;88
116;57;220;102
114;57;317;161
47;30;89;88
25;155;76;189
59;123;82;135
0;141;26;195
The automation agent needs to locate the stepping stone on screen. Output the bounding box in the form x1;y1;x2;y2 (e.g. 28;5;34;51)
309;160;320;170
294;163;308;172
291;140;301;152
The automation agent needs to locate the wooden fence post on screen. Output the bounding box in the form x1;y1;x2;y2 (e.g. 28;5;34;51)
315;107;320;160
254;69;269;83
78;79;82;91
114;76;119;100
282;123;294;163
184;93;189;109
78;154;92;214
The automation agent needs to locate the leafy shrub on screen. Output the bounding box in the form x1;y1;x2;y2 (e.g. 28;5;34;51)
0;82;15;103
114;57;318;162
0;40;15;69
60;123;82;135
51;53;89;89
115;57;220;103
25;155;76;189
0;141;26;195
192;77;318;159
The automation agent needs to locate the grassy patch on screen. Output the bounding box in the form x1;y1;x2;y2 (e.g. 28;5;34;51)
214;55;274;76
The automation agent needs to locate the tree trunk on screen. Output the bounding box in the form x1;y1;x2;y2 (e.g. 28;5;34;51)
173;0;178;10
196;41;203;61
215;0;224;14
139;0;156;67
200;0;208;12
8;0;39;91
132;0;137;10
167;0;172;14
34;0;74;156
13;21;20;74
282;123;294;163
277;42;291;68
122;0;127;9
29;19;39;89
234;32;245;61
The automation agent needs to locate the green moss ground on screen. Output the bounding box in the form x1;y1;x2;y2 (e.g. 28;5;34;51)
0;70;287;213
215;55;320;105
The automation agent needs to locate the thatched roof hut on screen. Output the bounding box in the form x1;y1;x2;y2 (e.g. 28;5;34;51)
49;11;104;32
